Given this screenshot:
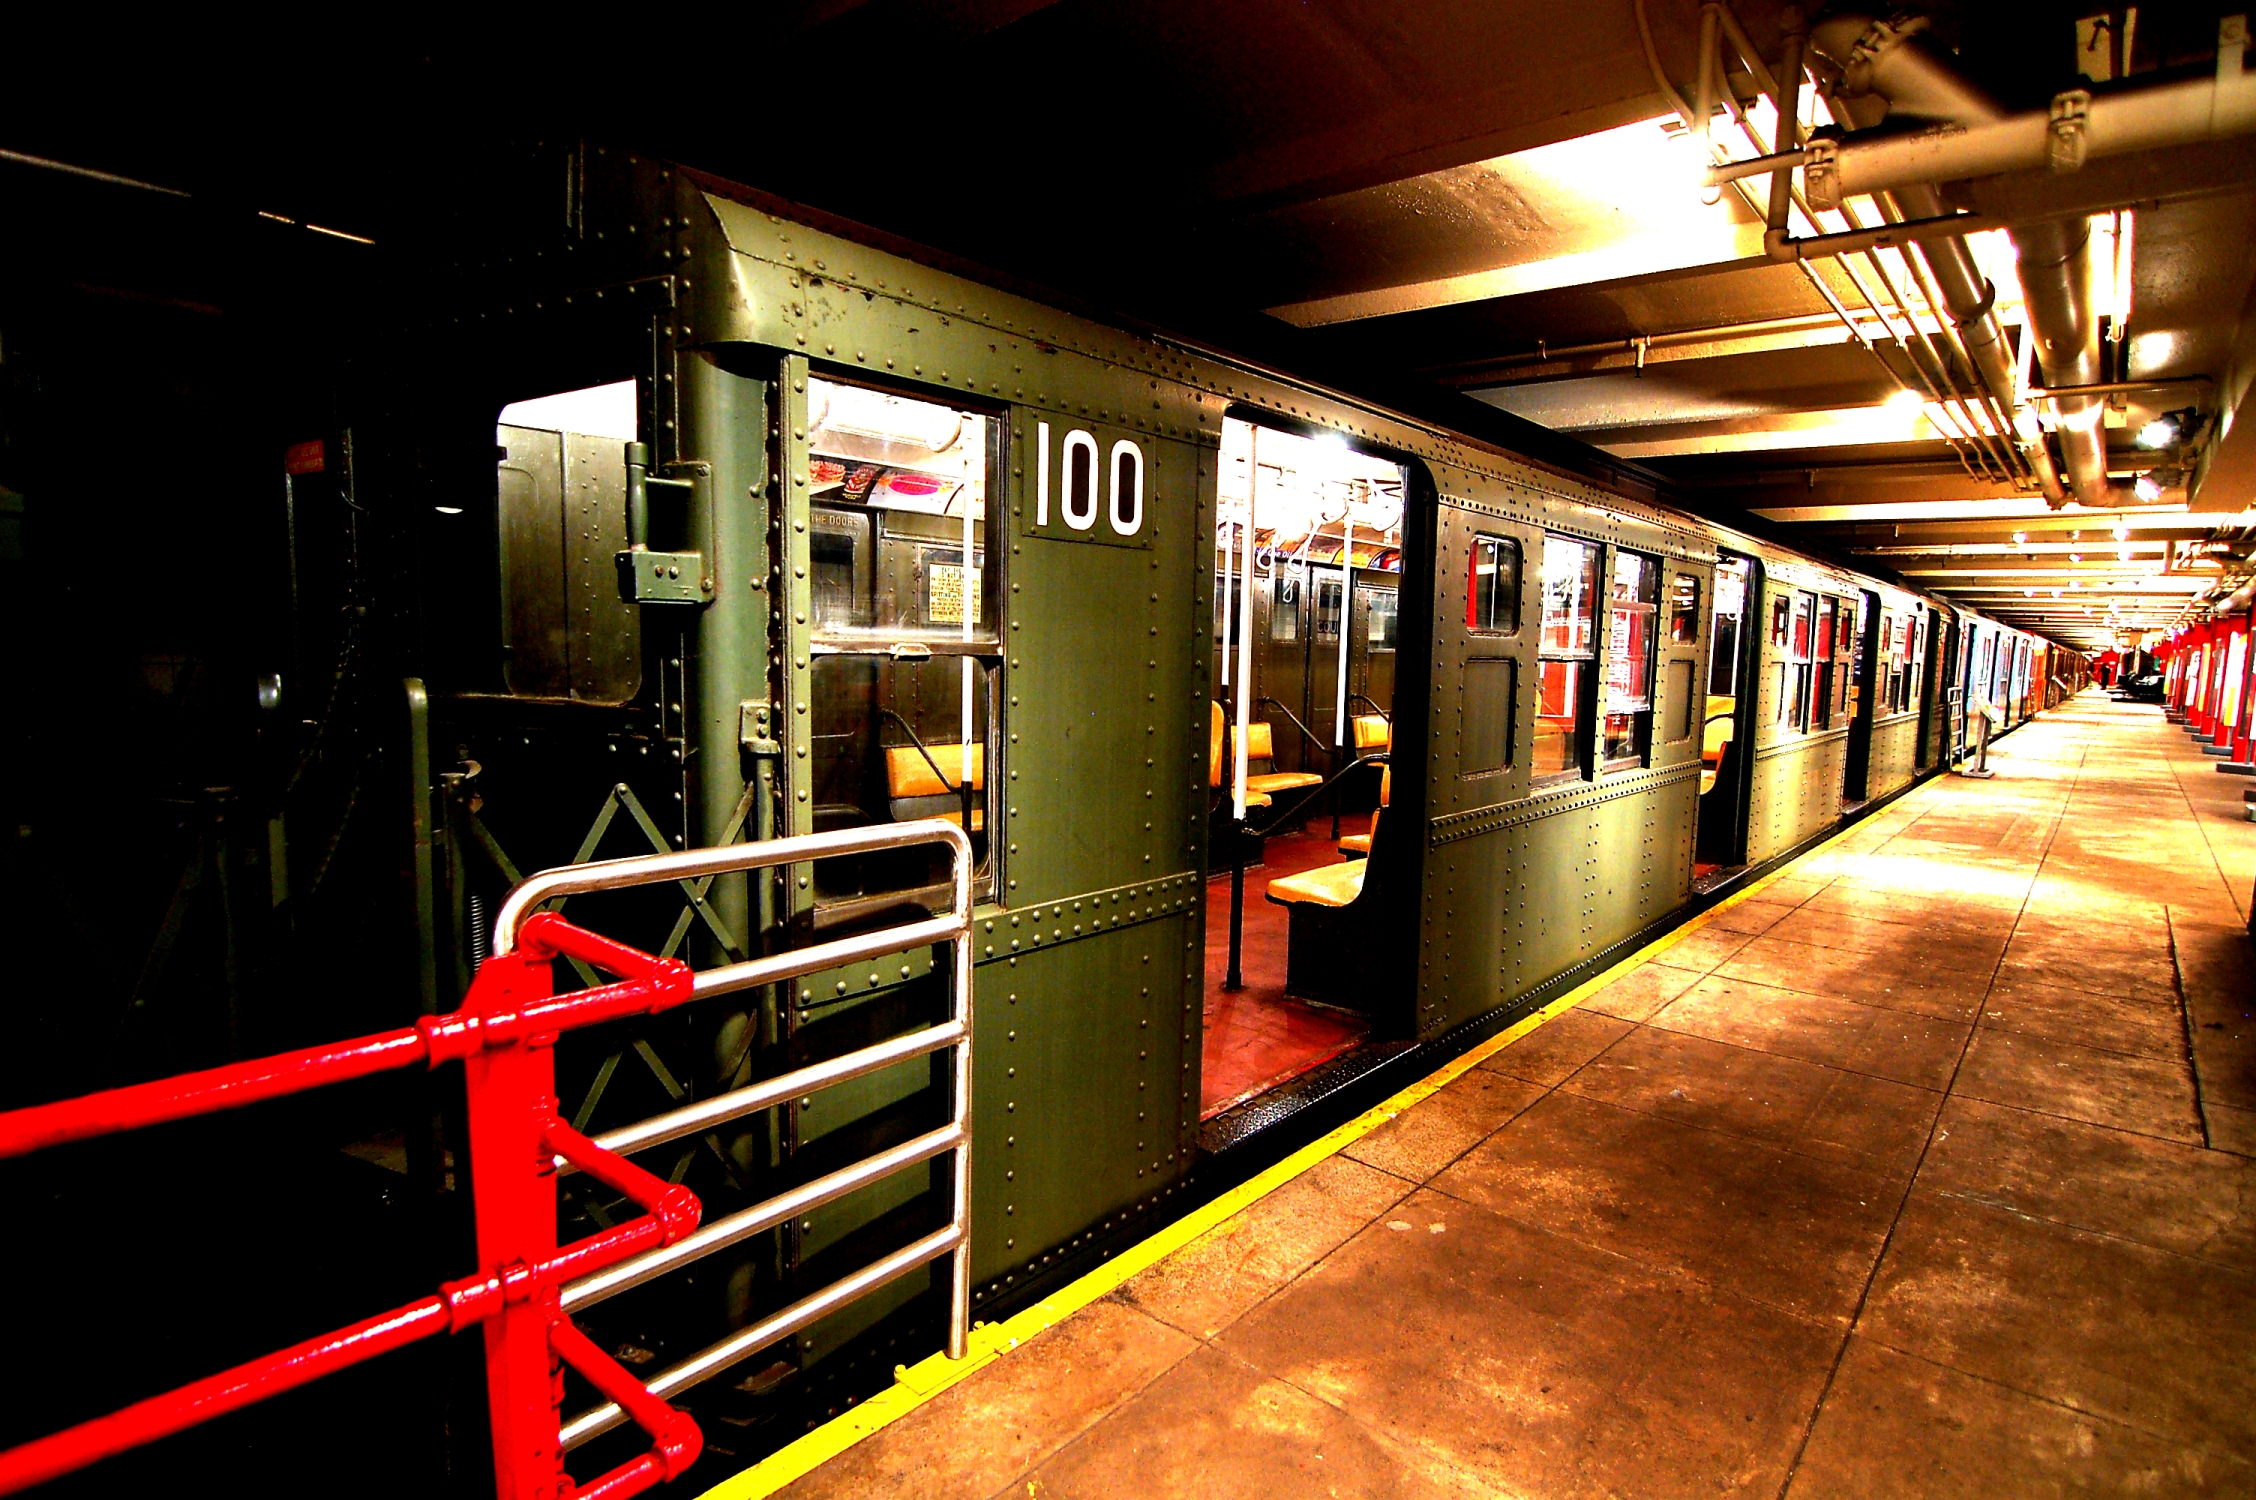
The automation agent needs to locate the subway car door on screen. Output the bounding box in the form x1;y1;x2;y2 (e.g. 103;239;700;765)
1656;561;1713;882
1265;560;1311;774
1354;567;1401;725
1695;552;1759;875
1843;589;1881;802
1305;563;1348;759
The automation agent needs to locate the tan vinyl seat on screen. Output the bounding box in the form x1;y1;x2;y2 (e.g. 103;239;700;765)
885;742;984;832
1210;701;1271;810
1241;721;1323;796
1267;807;1381;909
1701;696;1736;767
1352;714;1391;754
1700;695;1735;798
1338;764;1390;856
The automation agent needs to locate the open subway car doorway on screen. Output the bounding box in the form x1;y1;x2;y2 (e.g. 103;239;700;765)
1206;416;1408;1125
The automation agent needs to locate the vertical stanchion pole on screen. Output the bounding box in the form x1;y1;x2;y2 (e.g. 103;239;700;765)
946;840;974;1360
1226;818;1246;992
1227;430;1258;991
460;945;566;1500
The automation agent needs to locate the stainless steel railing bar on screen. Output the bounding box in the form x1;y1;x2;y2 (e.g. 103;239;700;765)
493;820;973;955
684;915;963;1002
559;1225;963;1450
566;1020;965;1171
560;1124;964;1314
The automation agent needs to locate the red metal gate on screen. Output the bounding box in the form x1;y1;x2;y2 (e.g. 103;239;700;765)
0;822;975;1498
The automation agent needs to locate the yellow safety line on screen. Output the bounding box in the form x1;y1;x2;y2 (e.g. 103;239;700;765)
696;813;1877;1500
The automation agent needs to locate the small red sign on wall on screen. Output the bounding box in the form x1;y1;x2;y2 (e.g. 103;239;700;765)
283;439;325;476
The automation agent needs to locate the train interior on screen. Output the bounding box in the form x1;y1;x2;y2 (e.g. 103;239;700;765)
1206;418;1405;1121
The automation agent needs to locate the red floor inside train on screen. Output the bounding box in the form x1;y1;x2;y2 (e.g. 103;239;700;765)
1200;814;1373;1118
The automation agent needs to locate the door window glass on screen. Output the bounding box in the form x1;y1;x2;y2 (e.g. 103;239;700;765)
1535;536;1600;783
1466;535;1522;633
1669;573;1701;644
1367;588;1399;650
808;653;996;916
1313;573;1344;644
1270;571;1300;643
1813;597;1838;729
1709;557;1747;697
1778;592;1814;728
805;378;1000;916
806;378;993;642
1604;550;1660;770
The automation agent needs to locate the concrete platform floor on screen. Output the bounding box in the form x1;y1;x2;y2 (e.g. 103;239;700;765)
778;693;2256;1499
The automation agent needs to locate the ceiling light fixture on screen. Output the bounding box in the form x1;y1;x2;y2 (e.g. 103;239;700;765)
2137;415;2178;449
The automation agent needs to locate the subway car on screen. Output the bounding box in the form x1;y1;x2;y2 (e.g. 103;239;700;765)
0;143;2082;1493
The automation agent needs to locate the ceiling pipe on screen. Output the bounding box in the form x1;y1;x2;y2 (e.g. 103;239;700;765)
1696;0;2039;489
1808;9;2095;506
1788;20;2256;207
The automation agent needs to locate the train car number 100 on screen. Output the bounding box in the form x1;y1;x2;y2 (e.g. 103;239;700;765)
1033;420;1145;540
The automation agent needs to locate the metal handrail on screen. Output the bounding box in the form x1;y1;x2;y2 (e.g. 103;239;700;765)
1248;752;1388;839
496;819;978;1448
1252;696;1345;764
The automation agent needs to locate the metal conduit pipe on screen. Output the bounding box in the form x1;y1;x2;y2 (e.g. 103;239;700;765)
2014;215;2115;502
1707;1;2027;483
1806;12;2073;503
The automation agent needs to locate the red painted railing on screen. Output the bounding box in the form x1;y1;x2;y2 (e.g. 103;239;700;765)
0;911;706;1500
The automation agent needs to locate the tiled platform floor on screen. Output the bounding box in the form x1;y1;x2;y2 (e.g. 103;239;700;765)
782;693;2256;1499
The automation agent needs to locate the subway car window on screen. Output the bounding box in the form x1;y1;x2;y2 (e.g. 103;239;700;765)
1367;588;1399;650
1669;572;1700;644
1780;592;1814;729
803;376;999;915
1271;570;1300;643
1603;550;1659;770
1313;573;1343;644
805;377;992;640
1466;535;1523;633
1813;597;1838;729
1837;599;1858;717
1709;557;1748;697
1535;535;1599;784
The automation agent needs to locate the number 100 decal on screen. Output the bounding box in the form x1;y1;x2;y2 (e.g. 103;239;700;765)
1034;420;1144;540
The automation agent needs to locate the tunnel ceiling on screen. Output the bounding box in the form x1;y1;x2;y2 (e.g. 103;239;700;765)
10;0;2256;651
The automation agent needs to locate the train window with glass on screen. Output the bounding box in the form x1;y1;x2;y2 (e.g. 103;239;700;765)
1270;570;1301;643
1890;613;1916;713
1367;588;1399;650
1535;535;1600;785
1837;599;1858;717
1709;556;1748;697
1669;572;1700;644
1313;572;1344;644
803;377;1000;916
1466;535;1523;633
1813;597;1838;729
1778;592;1814;729
805;378;993;640
1603;550;1660;770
